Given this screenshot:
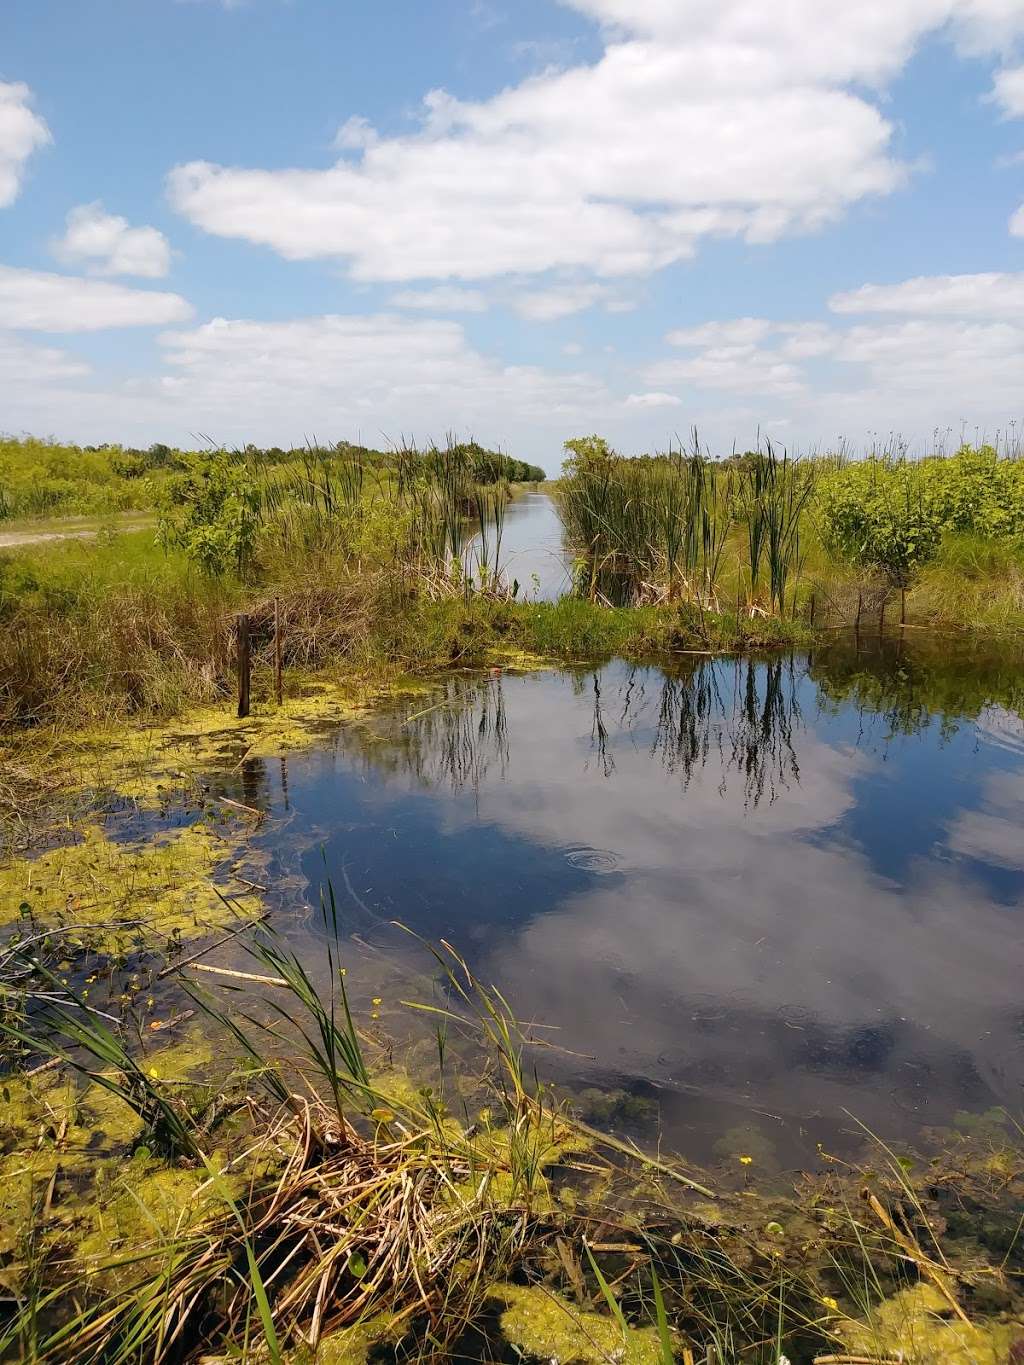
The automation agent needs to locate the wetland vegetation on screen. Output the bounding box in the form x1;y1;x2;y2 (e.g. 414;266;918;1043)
2;431;1024;1363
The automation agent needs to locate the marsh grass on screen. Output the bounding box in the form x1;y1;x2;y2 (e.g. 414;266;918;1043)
558;439;813;622
2;895;1021;1363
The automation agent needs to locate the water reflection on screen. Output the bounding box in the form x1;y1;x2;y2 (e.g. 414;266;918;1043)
260;638;1024;1160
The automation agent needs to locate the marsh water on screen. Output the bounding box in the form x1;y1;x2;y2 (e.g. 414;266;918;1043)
229;635;1024;1171
464;488;573;600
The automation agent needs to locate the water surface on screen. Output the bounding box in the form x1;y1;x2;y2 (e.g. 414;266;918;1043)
245;639;1024;1165
464;489;572;601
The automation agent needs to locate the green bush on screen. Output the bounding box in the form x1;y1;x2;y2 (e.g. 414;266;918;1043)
157;452;262;577
817;458;941;586
817;446;1024;587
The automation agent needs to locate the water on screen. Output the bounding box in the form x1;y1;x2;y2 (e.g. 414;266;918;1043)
463;489;572;601
242;638;1024;1167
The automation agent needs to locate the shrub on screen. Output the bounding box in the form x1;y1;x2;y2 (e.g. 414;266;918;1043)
817;458;942;587
158;452;262;577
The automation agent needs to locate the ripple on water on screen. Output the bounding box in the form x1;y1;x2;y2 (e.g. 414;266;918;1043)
564;846;622;874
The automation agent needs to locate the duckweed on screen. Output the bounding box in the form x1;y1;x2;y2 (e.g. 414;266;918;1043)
0;819;261;950
491;1283;668;1364
839;1282;1023;1364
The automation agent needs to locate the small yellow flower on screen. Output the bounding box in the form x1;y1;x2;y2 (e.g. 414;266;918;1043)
371;1011;380;1021
739;1154;753;1166
371;997;382;1006
149;1066;160;1079
821;1296;839;1313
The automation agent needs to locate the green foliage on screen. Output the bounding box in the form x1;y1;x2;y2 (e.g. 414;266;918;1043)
917;443;1024;537
817;458;943;586
0;435;181;520
158;451;262;577
817;446;1024;587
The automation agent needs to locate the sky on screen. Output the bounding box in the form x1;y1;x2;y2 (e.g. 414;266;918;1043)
2;0;1024;471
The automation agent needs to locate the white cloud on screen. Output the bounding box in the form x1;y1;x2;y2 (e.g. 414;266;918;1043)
0;311;613;459
1012;201;1024;236
562;0;1024;76
831;271;1024;316
625;391;683;408
667;318;772;348
53;202;172;278
648;346;807;395
389;286;488;312
165;23;918;282
0;332;89;385
153;315;606;430
167;2;1024;288
0;267;193;331
835;318;1024;395
512;283;631;321
0;81;51;208
642;285;1024;447
991;63;1024;116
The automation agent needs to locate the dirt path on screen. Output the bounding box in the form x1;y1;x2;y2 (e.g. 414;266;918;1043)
0;517;156;549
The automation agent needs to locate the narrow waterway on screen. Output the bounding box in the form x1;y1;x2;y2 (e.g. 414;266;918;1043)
463;488;572;601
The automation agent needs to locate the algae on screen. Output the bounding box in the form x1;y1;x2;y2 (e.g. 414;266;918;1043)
491;1283;669;1364
308;1314;399;1364
0;818;262;950
0;1035;221;1293
839;1282;1024;1364
68;677;434;807
77;1153;236;1287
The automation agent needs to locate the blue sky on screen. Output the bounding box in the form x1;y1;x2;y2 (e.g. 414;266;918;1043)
2;0;1024;469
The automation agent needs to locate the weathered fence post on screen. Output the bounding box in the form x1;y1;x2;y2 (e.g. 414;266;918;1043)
235;612;251;718
274;597;283;707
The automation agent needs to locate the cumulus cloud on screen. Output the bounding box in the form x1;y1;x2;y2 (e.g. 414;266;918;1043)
0;81;51;208
0;332;89;385
643;277;1024;442
0;267;192;331
166;1;1024;288
667;318;772;348
991;63;1024;116
512;283;632;321
53;202;172;278
562;0;1024;75
153;315;606;431
830;271;1024;316
389;286;487;312
625;391;683;408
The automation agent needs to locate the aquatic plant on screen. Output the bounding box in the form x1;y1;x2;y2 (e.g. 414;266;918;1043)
2;895;1021;1363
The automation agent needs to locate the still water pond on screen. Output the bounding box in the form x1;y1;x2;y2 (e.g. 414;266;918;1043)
242;641;1024;1166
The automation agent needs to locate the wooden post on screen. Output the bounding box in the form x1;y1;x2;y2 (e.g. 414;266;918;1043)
274;597;283;707
235;612;251;719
